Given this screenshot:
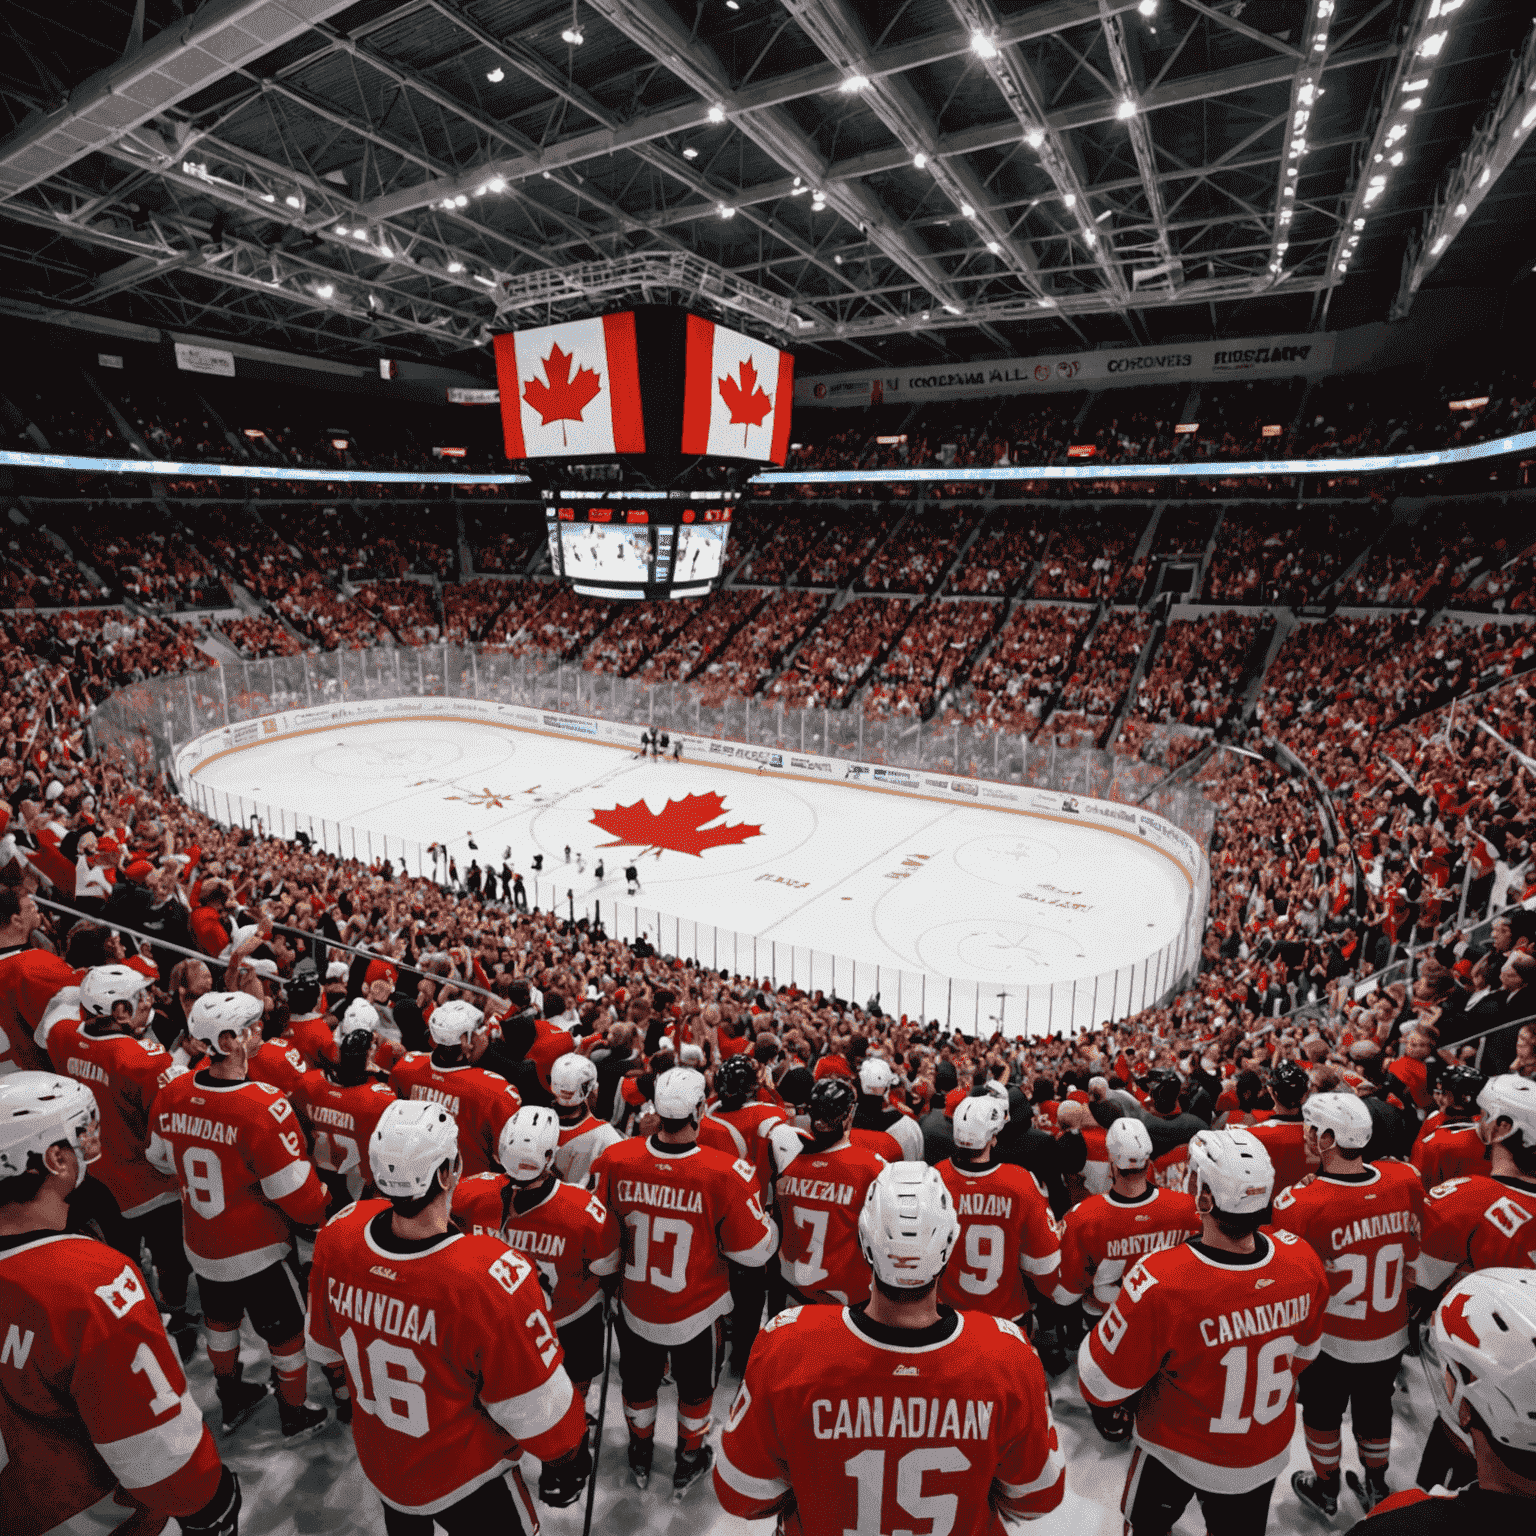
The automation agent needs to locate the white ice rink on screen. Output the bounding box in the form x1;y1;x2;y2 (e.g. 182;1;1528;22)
189;715;1192;1017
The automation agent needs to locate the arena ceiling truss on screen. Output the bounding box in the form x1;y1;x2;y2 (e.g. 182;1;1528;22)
0;0;1532;370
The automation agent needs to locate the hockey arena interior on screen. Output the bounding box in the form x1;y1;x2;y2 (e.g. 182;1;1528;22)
5;1;1536;1534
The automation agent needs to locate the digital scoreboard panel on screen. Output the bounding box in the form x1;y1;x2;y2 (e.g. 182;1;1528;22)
544;494;736;601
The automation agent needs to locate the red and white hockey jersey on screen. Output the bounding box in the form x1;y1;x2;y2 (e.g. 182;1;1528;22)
0;945;76;1076
701;1099;787;1198
936;1158;1067;1321
452;1173;620;1325
591;1135;778;1345
1245;1116;1316;1195
246;1037;308;1101
44;1017;182;1217
1057;1185;1201;1317
0;1233;224;1536
553;1111;623;1189
1411;1123;1488;1188
389;1054;520;1178
1270;1161;1424;1361
306;1200;586;1516
715;1304;1066;1536
1078;1232;1330;1494
774;1136;887;1307
148;1070;327;1281
1413;1174;1536;1291
294;1069;398;1202
284;1010;338;1070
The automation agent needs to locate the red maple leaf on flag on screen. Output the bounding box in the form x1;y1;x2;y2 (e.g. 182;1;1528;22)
523;343;603;447
589;791;763;857
718;358;773;446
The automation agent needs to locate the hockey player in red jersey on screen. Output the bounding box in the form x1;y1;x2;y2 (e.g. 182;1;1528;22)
147;990;329;1438
715;1160;1067;1536
1247;1059;1317;1194
42;963;197;1352
307;1099;591;1535
0;888;75;1075
701;1053;787;1196
1409;1064;1484;1161
1272;1092;1425;1518
389;999;520;1177
295;1010;397;1207
452;1105;620;1401
1078;1128;1331;1535
1058;1115;1201;1442
1411;1065;1489;1187
591;1066;778;1498
1350;1269;1536;1534
703;1053;788;1371
279;959;335;1069
937;1093;1072;1327
773;1076;887;1309
1413;1074;1536;1300
0;1072;240;1536
549;1051;621;1188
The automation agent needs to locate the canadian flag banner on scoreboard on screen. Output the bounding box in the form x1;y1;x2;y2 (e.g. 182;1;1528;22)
681;314;794;465
492;313;646;458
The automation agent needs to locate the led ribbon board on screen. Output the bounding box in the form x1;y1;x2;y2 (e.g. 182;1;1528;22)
3;424;1533;485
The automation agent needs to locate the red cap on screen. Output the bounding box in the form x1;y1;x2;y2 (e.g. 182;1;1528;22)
944;1088;967;1117
1453;958;1474;980
123;860;154;883
96;835;119;853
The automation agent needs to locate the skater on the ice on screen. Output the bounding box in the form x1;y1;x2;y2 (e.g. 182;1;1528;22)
671;736;682;761
446;855;459;891
513;870;528;912
465;861;482;897
658;730;670;759
594;858;604;883
532;852;544;872
466;831;477;850
625;861;640;895
499;861;513;903
564;845;571;863
575;853;585;876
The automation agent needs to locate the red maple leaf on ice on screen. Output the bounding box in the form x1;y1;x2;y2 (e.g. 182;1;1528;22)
718;358;773;446
523;343;603;447
589;791;762;857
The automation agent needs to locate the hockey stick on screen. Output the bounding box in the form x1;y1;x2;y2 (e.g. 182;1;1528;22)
582;1303;616;1536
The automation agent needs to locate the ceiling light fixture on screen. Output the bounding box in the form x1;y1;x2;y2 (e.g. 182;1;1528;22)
316;284;334;298
683;146;698;158
455;194;469;207
1025;127;1045;149
488;176;506;193
960;201;975;217
970;31;998;59
986;240;1001;253
718;203;736;218
1138;0;1157;12
707;104;726;123
1116;98;1136;120
334;225;350;237
486;67;504;82
913;152;928;169
1063;193;1076;207
840;74;869;93
447;259;465;273
561;26;584;44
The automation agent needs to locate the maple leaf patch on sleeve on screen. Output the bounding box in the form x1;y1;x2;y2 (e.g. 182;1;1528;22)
523;343;603;446
718;358;773;445
589;791;762;857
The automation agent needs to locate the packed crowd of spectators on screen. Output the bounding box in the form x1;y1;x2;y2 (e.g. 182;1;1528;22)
444;579;520;644
68;505;228;611
637;589;767;685
861;506;984;593
692;591;825;707
352;580;442;645
949;509;1052;594
1056;610;1153;722
767;597;912;709
273;571;393;651
1203;502;1377;605
1;517;102;607
1033;513;1141;600
216;615;304;659
583;601;692;678
862;599;998;720
1129;611;1270;731
952;603;1094;735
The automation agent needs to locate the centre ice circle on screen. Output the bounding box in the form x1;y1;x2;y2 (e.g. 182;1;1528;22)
185;706;1200;1031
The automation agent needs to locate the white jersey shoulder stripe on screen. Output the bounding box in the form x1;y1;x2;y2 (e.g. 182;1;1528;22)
484;1369;572;1443
260;1159;312;1201
995;1441;1067;1500
1075;1336;1138;1404
95;1391;204;1490
715;1439;790;1502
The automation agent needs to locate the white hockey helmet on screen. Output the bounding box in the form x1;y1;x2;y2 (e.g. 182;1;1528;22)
428;999;483;1048
1187;1128;1274;1216
550;1052;598;1108
1434;1268;1536;1454
1302;1091;1373;1152
858;1057;896;1096
1477;1075;1536;1147
1105;1116;1154;1170
653;1066;707;1121
187;990;264;1052
336;997;378;1045
858;1161;960;1290
79;964;152;1018
978;1079;1009;1103
369;1099;459;1199
498;1106;561;1183
952;1094;1008;1151
0;1072;100;1188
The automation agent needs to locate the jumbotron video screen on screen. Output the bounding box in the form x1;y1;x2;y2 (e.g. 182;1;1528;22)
545;496;735;599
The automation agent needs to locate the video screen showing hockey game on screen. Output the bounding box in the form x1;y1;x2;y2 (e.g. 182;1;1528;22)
672;521;730;583
558;521;652;582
